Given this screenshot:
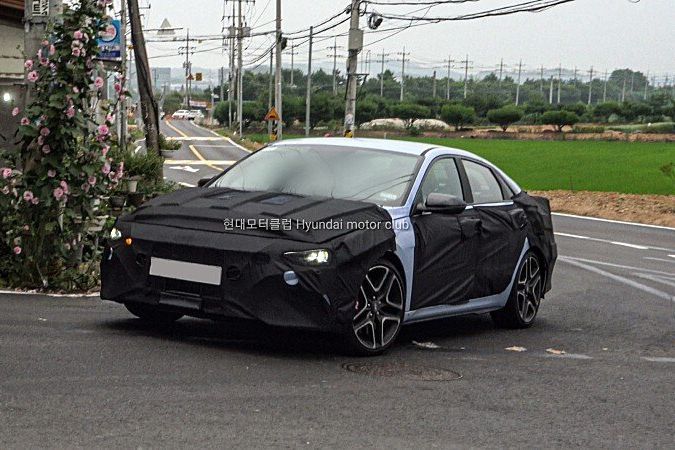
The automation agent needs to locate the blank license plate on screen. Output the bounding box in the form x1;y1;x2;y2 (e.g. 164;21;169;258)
149;257;222;286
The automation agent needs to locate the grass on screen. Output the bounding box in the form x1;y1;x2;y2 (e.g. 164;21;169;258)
228;131;675;195
402;137;675;195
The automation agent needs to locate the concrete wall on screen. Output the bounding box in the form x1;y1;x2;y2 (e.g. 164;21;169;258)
0;14;24;150
0;19;24;79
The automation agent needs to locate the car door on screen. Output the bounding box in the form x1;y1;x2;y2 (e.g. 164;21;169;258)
410;157;481;310
461;159;528;299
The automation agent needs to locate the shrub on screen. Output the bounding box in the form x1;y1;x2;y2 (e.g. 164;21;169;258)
541;110;580;132
572;125;606;134
440;104;476;131
158;133;181;150
487;105;524;131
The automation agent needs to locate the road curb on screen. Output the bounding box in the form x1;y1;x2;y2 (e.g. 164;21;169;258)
0;290;100;298
552;213;675;231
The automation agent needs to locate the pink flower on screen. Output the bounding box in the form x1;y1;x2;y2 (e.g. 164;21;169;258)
108;171;116;180
39;57;49;66
40;127;50;137
53;187;64;200
1;186;9;195
2;168;12;179
24;59;33;70
72;48;81;57
73;30;84;40
98;124;109;136
102;162;111;175
94;77;104;89
114;82;122;93
66;106;75;118
49;44;56;56
88;176;97;186
11;107;19;117
37;136;44;146
60;180;70;194
20;117;30;126
119;94;126;101
31;197;39;205
73;86;80;94
42;145;51;154
48;169;56;178
27;71;38;82
13;246;22;255
102;145;110;157
22;191;34;202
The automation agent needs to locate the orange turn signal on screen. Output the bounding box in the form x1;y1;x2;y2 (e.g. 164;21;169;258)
124;238;133;246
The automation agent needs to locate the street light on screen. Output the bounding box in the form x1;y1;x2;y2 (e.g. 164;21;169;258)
2;92;11;102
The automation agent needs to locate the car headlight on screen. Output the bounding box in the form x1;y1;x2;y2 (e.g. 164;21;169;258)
284;249;331;266
109;227;123;241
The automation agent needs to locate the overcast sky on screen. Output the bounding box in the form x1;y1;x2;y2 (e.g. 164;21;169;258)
123;0;675;81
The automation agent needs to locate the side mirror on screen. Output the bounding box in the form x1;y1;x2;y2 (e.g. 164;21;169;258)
419;193;467;215
197;177;213;187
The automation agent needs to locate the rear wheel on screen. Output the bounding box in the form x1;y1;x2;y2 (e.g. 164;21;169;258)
342;260;405;356
491;251;543;328
125;303;183;324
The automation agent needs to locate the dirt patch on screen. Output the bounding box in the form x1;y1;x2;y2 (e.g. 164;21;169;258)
530;190;675;227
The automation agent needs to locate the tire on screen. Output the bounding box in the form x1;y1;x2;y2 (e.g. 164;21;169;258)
341;259;405;356
491;251;544;329
125;303;183;324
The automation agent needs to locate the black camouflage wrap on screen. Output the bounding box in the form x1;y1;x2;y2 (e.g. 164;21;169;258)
101;188;395;330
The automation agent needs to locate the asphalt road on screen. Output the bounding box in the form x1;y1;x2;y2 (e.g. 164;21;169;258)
1;127;673;448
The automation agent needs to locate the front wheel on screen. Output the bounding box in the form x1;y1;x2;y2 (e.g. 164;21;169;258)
341;259;405;356
125;303;183;324
491;251;543;328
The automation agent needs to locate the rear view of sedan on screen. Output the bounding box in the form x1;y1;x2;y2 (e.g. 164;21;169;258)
102;138;556;355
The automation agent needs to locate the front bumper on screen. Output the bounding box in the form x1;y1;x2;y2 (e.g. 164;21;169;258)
100;225;376;332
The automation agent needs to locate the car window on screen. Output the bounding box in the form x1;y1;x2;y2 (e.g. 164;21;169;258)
463;160;505;204
418;158;464;204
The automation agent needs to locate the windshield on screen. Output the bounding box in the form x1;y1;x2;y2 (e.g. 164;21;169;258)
211;145;421;207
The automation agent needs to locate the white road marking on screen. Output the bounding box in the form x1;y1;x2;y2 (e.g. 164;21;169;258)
168;166;200;173
165;137;225;141
642;357;675;363
165;160;235;166
644;257;675;264
178;182;196;188
560;256;675;276
544;353;593;360
226;137;252;152
559;257;675;302
189;120;224;137
552;212;675;231
555;232;674;253
633;273;675;288
670;255;675;259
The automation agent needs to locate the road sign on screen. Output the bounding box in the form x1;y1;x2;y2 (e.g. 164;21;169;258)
97;19;122;62
195;73;203;81
264;107;280;122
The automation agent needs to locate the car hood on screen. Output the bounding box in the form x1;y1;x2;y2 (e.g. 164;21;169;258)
119;187;393;244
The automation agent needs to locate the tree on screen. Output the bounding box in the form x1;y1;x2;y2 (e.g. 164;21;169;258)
487;105;524;131
389;103;431;128
541;110;579;131
440;104;476;131
213;101;233;126
592;102;621;121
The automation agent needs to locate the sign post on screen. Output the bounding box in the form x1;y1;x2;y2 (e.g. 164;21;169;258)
264;107;281;141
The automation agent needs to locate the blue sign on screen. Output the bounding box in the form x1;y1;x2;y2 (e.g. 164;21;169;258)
97;19;122;61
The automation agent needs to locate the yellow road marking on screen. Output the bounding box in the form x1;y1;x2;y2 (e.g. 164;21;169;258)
189;145;223;171
164;120;189;138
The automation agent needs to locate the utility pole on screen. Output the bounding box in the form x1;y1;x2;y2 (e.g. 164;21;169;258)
274;0;283;140
540;65;544;96
549;77;554;104
498;58;504;86
237;0;244;137
268;49;273;137
587;66;594;105
643;71;649;100
557;65;562;104
289;44;298;86
432;70;437;98
378;51;389;97
343;0;362;137
515;60;523;106
573;66;579;101
179;29;194;108
397;46;409;101
603;70;608;103
460;55;471;99
119;0;128;153
327;39;342;95
128;0;161;160
445;55;453;100
305;26;313;137
621;75;627;102
228;0;235;128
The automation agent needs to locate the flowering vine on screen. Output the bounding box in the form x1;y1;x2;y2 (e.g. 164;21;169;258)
0;0;126;289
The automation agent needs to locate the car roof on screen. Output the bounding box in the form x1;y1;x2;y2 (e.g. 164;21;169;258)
273;137;487;158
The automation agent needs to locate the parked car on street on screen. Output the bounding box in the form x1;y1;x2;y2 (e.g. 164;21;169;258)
171;110;189;120
102;138;557;355
187;110;205;121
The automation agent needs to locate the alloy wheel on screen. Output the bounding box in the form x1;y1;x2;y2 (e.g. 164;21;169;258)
516;255;542;323
352;265;404;351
